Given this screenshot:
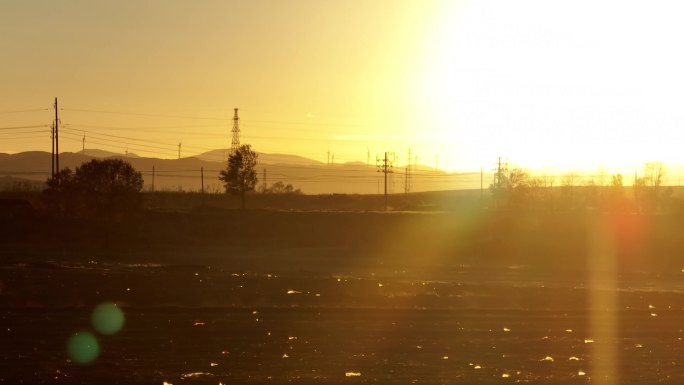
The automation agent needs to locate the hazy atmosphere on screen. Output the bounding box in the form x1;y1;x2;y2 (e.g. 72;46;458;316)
4;2;684;385
4;1;684;173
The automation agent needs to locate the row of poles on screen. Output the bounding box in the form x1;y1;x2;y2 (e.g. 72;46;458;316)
45;99;473;211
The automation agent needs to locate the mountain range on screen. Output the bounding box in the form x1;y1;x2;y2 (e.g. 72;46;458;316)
0;150;481;194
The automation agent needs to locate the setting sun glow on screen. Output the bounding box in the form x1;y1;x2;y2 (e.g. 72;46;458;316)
414;1;684;173
2;1;684;175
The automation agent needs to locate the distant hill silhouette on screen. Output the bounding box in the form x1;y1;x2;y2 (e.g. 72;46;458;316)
197;149;324;166
81;149;140;158
0;150;481;194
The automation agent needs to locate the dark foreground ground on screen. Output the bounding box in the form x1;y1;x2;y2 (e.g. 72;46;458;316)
2;209;684;384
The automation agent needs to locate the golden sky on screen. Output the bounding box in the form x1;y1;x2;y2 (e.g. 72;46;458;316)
2;1;684;173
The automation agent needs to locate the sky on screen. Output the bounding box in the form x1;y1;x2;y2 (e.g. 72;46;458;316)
2;0;684;174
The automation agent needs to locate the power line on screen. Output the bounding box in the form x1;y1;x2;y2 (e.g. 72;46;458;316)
62;127;176;148
0;135;49;140
0;125;49;130
0;108;49;115
0;129;50;135
64;123;226;131
60;132;178;158
61;129;177;153
62;126;219;153
62;127;217;154
62;108;227;121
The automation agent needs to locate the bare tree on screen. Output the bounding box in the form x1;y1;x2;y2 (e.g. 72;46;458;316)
639;162;668;211
489;167;532;207
644;162;666;192
561;173;581;190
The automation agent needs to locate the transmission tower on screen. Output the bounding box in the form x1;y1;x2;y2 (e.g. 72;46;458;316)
231;108;240;154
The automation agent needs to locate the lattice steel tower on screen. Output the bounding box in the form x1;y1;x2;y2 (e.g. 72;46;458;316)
231;108;240;154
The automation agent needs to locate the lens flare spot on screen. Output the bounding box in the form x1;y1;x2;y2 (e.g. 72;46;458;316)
91;303;125;335
67;332;99;364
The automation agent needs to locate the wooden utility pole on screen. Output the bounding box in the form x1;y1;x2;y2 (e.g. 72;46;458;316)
384;152;388;209
54;97;59;180
201;167;205;206
480;165;484;205
407;148;412;194
262;168;267;192
51;122;55;178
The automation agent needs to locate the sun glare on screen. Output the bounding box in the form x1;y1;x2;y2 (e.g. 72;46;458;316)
414;1;684;173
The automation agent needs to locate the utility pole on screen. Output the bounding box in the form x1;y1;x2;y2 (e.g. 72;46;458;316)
407;148;412;194
178;142;182;159
480;166;484;205
51;122;55;178
231;108;240;155
367;147;370;166
82;131;85;154
493;157;508;207
494;157;508;190
262;168;267;193
327;147;330;166
201;167;205;206
54;97;59;179
377;152;393;211
391;153;398;194
152;165;155;192
634;171;638;201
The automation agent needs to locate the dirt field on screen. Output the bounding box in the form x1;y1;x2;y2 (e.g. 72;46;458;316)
2;209;684;384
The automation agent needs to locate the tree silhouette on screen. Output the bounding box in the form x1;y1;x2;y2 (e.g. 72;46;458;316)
637;162;669;211
489;167;532;207
264;181;301;194
219;144;258;209
46;158;144;217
